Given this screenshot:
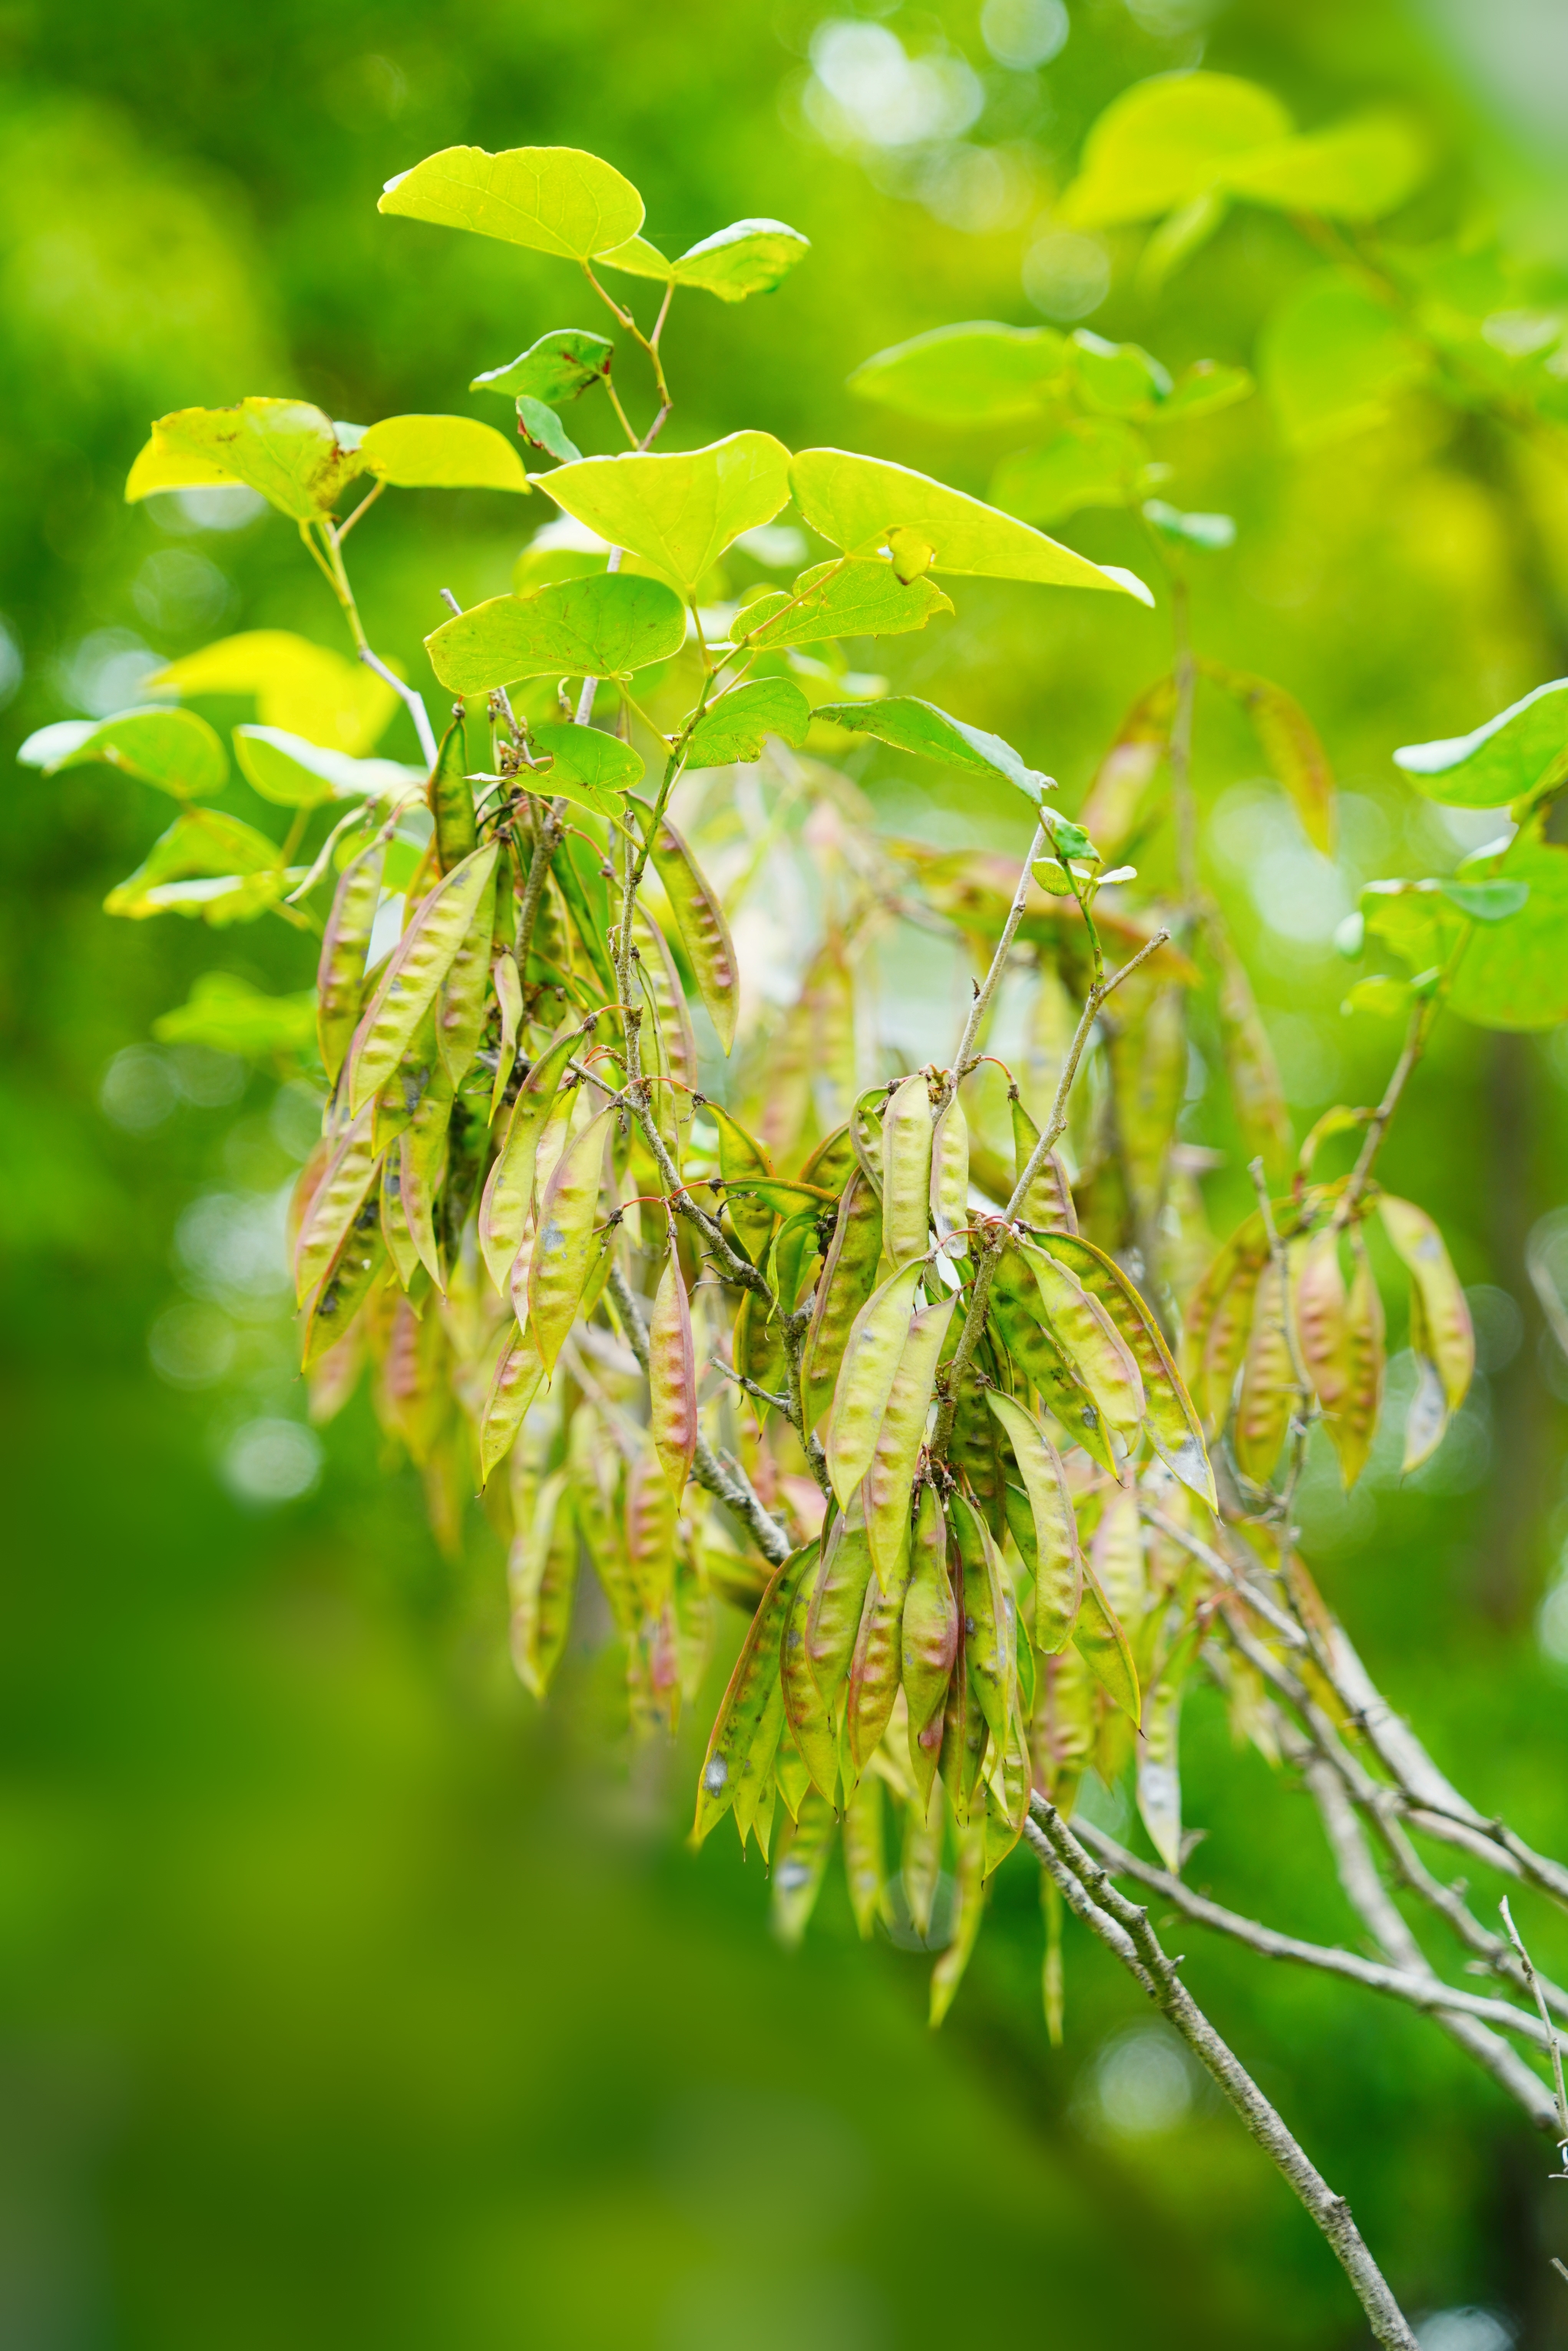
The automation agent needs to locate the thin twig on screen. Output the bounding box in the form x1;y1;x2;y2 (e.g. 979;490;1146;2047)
360;646;438;767
936;819;1048;1117
1501;1899;1568;2151
1027;1796;1419;2349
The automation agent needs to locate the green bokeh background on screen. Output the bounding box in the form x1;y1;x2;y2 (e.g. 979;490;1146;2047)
5;0;1568;2343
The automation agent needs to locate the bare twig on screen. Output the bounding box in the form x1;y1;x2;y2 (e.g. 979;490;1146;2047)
360;645;438;768
1501;1898;1568;2151
1027;1796;1419;2350
937;820;1048;1116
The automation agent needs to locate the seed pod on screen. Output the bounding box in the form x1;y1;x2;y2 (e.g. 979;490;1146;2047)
845;1548;916;1779
1295;1224;1348;1420
551;832;617;1000
1092;1480;1146;1637
901;1485;957;1802
938;1626;987;1825
528;1106;611;1371
1378;1194;1474;1412
710;1576;793;1843
1031;1643;1097;1815
842;1772;885;1939
771;1790;838;1949
294;1102;380;1304
1212;925;1292;1180
1073;1497;1140;1724
1402;1282;1449;1472
769;1204;825;1316
950;1491;1013;1748
636;805;739;1055
987;1700;1034;1850
929;1091;970;1257
709;1104;776;1265
1045;1232;1214;1505
301;1202;385;1368
478;1022;594;1294
399;1063;454;1293
1183;1215;1269;1430
863;1296;954;1583
375;1288;445;1465
649;1245;698;1498
985;1391;1083;1653
571;1409;636;1637
478;1323;546;1483
347;843;499;1116
799;1124;855;1193
782;1545;840;1803
849;1084;887;1199
1020;1240;1145;1439
379;1143;422;1293
988;1248;1120;1477
625;1435;679;1619
435;863;498;1088
773;1729;813;1824
427;710;478;873
881;1071;933;1269
1233;1253;1297;1483
317;836;386;1086
488;951;524;1124
928;1812;987;2027
1009;1091;1077;1232
508;1465;577;1698
825;1260;923;1508
802;1168;882;1430
901;1783;946;1942
633;905;698;1141
733;1286;789;1406
1137;1631;1198;1873
946;1346;1008;1539
806;1507;873;1704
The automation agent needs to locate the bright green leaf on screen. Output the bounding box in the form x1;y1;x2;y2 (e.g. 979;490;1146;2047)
1360;880;1464;975
147;631;398;756
1261;273;1427;447
1341;975;1413;1019
104;810;283;919
425;571;686;691
683;678;811;767
790;448;1150;599
378;144;643;260
131;399;366;521
1143;499;1236;549
731;558;953;650
1221;111;1431;220
1394;679;1568;808
233;725;421;808
601;217;809;302
515;399;583;465
19;706;227;799
848;322;1067;425
991;422;1150;525
1155;360;1254;423
1059;71;1292;227
812;694;1052;808
1448;839;1568;1031
538;433;792;599
153;970;318;1058
470;329;614;404
1070;330;1171;416
1440;879;1530;922
530;720;645;803
358;413;531;494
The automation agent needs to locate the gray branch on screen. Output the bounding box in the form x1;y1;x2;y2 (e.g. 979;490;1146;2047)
1027;1796;1419;2351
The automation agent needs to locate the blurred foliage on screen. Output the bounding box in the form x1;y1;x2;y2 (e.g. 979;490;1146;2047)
5;0;1568;2343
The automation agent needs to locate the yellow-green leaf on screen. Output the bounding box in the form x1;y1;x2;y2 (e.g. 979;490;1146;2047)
1059;71;1292;227
19;706;227;799
790;447;1150;599
148;631;398;756
683;677;810;767
848;321;1067;425
233;724;418;809
378;144;643;260
538;432;792;599
471;328;614;403
135;398;366;521
152;972;317;1059
425;572;686;692
732;558;952;651
359;414;531;494
603;217;810;303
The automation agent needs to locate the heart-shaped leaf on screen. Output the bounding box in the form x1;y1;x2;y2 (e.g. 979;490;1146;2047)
790;448;1150;599
529;720;644;803
811;694;1052;808
378;144;643;260
1448;839;1568;1031
1059;71;1292;226
539;432;792;598
849;322;1067;425
233;725;422;808
425;572;686;692
683;678;810;767
515;399;582;465
732;558;952;650
19;706;228;798
129;399;367;521
359;414;531;494
471;328;614;404
601;218;809;303
991;421;1150;525
1394;678;1568;808
1220;112;1430;220
148;631;399;755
